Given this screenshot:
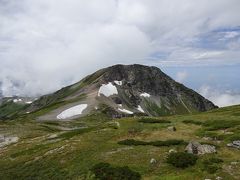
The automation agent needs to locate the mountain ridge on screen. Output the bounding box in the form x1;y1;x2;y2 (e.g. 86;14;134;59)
1;64;218;120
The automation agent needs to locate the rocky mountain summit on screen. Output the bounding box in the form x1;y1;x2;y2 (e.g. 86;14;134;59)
6;64;217;120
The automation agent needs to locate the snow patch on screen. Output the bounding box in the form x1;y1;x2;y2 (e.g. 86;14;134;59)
114;80;122;86
118;108;133;114
137;105;144;113
57;104;88;119
26;101;33;104
98;82;118;97
140;92;151;98
13;99;22;103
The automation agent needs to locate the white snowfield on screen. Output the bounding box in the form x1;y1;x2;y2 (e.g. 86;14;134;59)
137;105;145;113
57;104;88;119
114;80;122;86
26;101;33;104
118;108;133;114
98;82;118;97
140;92;151;98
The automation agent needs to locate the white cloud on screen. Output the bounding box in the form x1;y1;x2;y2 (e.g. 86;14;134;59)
224;31;239;39
175;71;188;83
0;0;240;96
199;85;240;107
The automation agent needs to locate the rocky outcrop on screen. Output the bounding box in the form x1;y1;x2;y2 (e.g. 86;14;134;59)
227;140;240;149
0;135;19;148
185;141;216;155
101;64;217;112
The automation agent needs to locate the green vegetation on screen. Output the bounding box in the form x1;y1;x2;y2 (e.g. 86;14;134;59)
201;157;224;174
0;101;26;119
57;127;96;140
202;120;240;131
138;117;171;123
91;162;141;180
167;152;198;168
182;119;203;125
118;139;186;147
0;105;240;179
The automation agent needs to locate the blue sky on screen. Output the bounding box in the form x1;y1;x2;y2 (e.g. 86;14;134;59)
0;0;240;106
163;65;240;92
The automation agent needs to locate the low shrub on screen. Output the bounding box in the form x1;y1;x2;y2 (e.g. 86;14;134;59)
227;134;240;142
91;162;141;180
206;164;219;174
203;157;223;164
118;139;186;147
203;120;240;131
202;157;223;174
166;152;198;168
151;139;186;147
182;120;203;125
138;117;171;124
118;139;149;146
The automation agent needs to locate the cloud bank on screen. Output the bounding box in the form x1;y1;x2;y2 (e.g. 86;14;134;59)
0;0;240;96
199;85;240;107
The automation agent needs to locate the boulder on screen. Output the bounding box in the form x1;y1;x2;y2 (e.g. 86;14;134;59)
106;121;120;129
167;126;176;132
0;135;19;148
169;149;177;153
185;141;216;155
227;140;240;149
231;161;238;165
150;158;157;164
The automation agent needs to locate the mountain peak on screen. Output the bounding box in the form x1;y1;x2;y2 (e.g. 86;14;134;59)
12;64;217;120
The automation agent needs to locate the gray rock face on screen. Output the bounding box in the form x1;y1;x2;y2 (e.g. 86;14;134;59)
227;140;240;149
185;141;216;155
100;64;217;112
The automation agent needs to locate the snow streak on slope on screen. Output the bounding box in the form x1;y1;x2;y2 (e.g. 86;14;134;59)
137;105;145;113
118;108;133;114
114;81;122;86
140;92;151;98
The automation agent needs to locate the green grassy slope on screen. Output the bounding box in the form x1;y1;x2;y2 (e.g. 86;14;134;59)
0;101;27;119
0;105;240;179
